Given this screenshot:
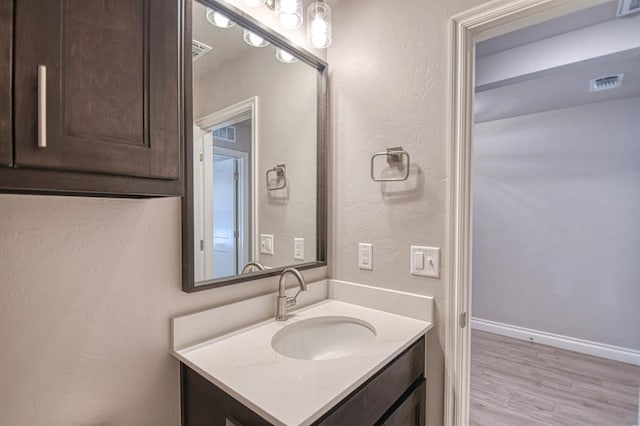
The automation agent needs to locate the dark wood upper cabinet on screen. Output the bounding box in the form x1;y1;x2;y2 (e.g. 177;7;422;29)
15;0;180;179
0;0;184;197
0;0;12;167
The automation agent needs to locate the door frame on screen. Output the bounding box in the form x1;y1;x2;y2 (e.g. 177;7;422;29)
196;96;260;264
193;126;208;282
445;0;610;424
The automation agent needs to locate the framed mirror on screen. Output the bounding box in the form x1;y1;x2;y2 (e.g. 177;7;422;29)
182;0;327;292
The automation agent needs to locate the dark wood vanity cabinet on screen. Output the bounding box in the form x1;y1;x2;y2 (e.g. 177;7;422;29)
181;337;426;426
0;0;184;197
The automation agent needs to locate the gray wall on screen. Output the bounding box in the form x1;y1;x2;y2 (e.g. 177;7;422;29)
213;119;252;154
472;96;640;350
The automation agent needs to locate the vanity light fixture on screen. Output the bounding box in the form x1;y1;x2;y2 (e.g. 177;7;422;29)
243;29;270;47
206;7;236;28
276;48;298;63
276;0;303;29
307;1;332;49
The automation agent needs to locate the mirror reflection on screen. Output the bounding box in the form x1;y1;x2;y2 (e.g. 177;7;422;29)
192;1;319;284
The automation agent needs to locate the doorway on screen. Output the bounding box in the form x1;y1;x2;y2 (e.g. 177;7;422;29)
193;97;257;280
209;148;249;278
447;0;640;424
202;122;251;279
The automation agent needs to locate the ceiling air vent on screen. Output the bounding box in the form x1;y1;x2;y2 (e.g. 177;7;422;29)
192;40;212;61
589;74;624;92
617;0;640;16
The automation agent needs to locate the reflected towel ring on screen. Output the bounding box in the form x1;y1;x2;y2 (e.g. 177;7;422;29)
266;164;287;190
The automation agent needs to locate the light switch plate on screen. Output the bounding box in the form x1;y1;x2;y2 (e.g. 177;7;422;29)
260;234;274;255
294;238;304;260
358;243;373;270
411;246;440;278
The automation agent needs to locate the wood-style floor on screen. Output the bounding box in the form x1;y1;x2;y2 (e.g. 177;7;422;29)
470;330;640;426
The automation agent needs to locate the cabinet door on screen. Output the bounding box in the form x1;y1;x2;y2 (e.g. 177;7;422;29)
0;0;12;166
181;364;271;426
14;0;180;179
315;338;425;426
379;379;426;426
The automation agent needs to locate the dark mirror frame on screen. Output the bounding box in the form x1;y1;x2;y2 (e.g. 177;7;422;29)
182;0;328;293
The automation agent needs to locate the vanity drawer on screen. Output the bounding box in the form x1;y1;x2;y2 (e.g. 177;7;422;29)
378;378;426;426
313;336;425;426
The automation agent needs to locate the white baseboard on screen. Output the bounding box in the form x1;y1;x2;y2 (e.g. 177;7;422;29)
471;317;640;367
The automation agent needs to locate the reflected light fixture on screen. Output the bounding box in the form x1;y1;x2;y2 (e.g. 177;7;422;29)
244;0;265;7
243;29;270;47
276;48;298;63
276;0;303;29
307;1;332;49
206;8;236;28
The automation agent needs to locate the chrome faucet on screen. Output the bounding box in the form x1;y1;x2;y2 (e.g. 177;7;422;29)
241;261;266;274
276;268;307;321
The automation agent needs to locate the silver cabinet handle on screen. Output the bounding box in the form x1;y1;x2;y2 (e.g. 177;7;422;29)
37;65;46;148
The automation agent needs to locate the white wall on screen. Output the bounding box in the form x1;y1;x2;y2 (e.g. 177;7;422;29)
327;0;490;424
472;96;640;351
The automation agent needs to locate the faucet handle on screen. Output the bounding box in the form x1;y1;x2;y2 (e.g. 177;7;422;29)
286;288;304;308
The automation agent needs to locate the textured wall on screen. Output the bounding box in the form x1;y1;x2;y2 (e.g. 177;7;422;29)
327;0;490;424
472;96;640;350
0;195;327;425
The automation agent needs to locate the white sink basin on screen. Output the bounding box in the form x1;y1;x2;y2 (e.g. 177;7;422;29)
271;316;377;361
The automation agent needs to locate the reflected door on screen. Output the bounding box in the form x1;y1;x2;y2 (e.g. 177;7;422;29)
212;156;238;277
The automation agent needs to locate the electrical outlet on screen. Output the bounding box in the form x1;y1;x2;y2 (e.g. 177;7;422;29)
260;234;274;255
411;246;440;278
359;243;373;270
294;238;304;260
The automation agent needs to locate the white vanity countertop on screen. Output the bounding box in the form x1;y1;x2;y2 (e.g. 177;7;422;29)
172;299;432;426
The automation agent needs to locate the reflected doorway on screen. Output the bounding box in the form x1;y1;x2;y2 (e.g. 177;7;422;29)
210;148;248;278
194;111;254;280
